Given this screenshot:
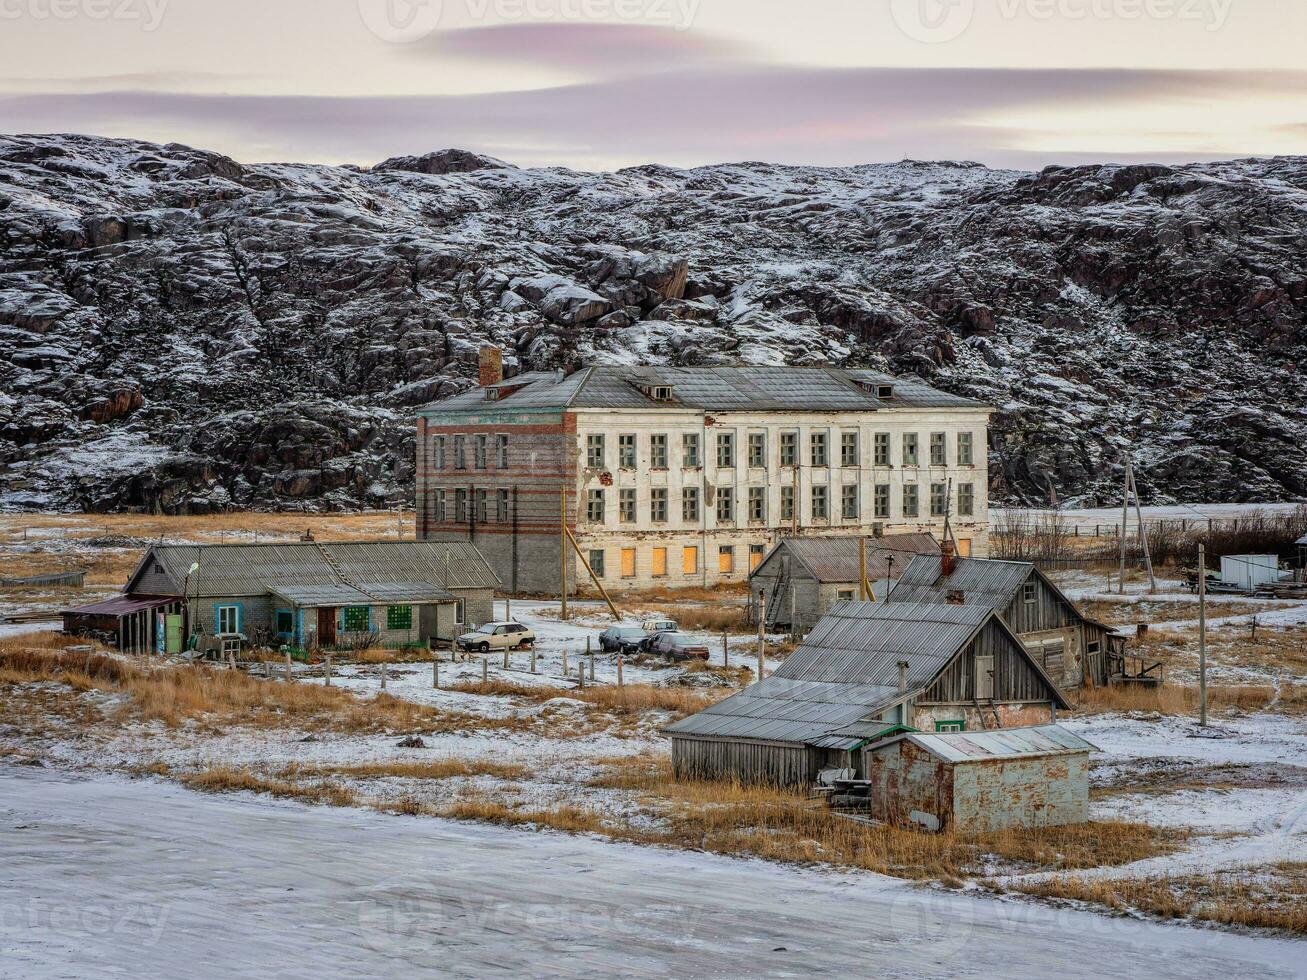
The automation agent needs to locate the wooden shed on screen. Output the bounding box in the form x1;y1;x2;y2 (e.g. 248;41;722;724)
862;725;1097;833
62;594;186;654
749;533;940;634
663;601;1070;787
888;555;1120;689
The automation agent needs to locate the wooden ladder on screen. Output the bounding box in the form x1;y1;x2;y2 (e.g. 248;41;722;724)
314;542;382;602
974;699;1001;730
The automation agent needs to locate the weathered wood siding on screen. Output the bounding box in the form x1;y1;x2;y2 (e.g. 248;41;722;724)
1000;571;1079;634
671;736;814;787
921;618;1055;704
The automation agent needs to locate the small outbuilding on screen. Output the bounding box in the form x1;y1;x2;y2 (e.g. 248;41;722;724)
861;725;1097;833
1297;534;1307;576
749;533;941;634
1220;555;1280;592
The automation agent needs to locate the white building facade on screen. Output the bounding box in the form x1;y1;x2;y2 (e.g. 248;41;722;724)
419;361;992;594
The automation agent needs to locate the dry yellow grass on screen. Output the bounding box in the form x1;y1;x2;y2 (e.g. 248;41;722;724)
288;759;527;781
1070;681;1306;717
1009;864;1307;935
0;639;533;736
180;766;357;807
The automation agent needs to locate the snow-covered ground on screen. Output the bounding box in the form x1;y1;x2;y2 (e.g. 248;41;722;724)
3;767;1302;979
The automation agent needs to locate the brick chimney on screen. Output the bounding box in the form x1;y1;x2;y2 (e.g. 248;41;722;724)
940;538;956;578
478;346;503;387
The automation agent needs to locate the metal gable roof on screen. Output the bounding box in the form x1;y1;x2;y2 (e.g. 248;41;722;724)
887;556;1035;610
138;541;499;597
760;533;941;584
662;675;902;749
270;581;455;607
424;366;990;415
872;725;1099;763
774;601;992;688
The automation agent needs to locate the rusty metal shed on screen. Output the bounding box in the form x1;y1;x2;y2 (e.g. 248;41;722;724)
862;724;1098;833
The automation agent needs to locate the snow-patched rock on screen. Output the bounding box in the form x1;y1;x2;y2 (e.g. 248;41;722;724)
1;134;1305;512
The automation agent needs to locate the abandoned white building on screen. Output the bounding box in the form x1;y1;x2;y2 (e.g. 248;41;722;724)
418;351;992;593
887;555;1120;689
663;601;1069;787
63;541;499;654
748;532;941;634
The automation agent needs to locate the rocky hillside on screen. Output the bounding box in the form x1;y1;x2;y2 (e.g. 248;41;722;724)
2;134;1304;513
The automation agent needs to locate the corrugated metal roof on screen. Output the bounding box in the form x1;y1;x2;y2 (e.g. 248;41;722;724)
758;533;940;584
887;556;1035;610
663;675;901;749
270;581;455;607
136;541;499;597
424;366;989;414
775;601;991;688
62;594;178;617
872;725;1099;763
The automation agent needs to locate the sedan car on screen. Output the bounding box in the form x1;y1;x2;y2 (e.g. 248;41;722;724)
599;626;650;654
646;630;710;661
456;621;535;653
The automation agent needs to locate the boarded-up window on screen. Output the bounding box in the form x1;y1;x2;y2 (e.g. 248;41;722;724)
386;606;412;631
620;548;637;578
957;537;972;557
750;544;765;571
718;546;735;574
652;547;668;577
683;546;699;575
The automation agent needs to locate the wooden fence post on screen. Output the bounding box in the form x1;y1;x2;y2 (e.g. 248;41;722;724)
617;656;624;687
562;648;569;676
589;655;595;682
578;662;586;689
325;654;332;687
503;648;509;670
722;632;728;667
531;646;538;673
381;660;388;691
433;658;439;690
285;650;293;682
482;657;488;684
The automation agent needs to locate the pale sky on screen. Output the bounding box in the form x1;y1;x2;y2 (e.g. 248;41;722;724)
1;0;1304;169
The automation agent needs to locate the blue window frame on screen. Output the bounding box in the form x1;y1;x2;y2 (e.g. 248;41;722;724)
216;604;241;635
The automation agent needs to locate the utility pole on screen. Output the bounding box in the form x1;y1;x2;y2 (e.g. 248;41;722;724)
885;555;894;605
560;486;569;622
756;590;767;680
1198;543;1208;727
1128;461;1157;593
1118;461;1130;595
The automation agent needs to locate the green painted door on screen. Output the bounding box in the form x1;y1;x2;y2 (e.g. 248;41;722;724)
165;615;182;654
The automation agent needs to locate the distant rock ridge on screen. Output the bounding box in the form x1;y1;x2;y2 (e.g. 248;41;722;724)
0;133;1304;513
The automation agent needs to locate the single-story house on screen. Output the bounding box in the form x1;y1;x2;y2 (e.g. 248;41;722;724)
861;725;1097;833
888;554;1120;689
65;540;499;653
748;533;940;634
663;600;1069;787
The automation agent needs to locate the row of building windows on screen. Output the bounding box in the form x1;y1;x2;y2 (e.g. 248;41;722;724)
583;482;977;525
428;483;976;526
584;430;976;471
431;434;511;471
585;543;768;579
428;430;979;473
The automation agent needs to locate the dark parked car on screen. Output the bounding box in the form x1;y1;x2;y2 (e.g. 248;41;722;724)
646;630;710;661
599;626;650;654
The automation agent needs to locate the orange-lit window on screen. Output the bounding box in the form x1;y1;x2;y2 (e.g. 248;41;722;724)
652;547;668;577
682;546;699;575
620;548;637;578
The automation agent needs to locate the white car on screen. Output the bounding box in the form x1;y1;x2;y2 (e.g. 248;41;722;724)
456;622;535;653
641;619;679;633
